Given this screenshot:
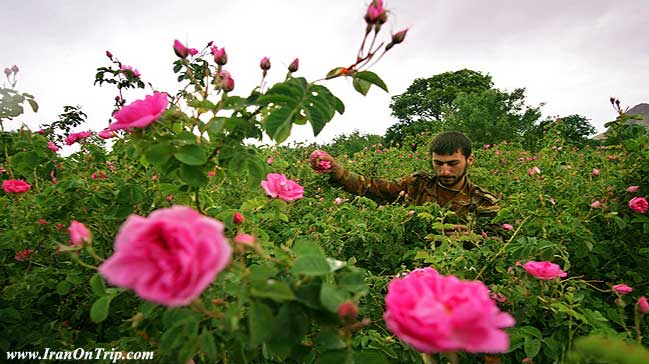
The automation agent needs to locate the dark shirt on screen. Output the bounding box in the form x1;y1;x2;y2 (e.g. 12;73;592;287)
331;169;500;221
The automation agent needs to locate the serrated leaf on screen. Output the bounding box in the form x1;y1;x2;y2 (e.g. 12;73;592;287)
179;164;208;187
27;99;39;113
250;279;295;301
117;184;145;204
90;274;106;297
199;330;217;363
174;144;208;166
90;296;112;323
248;301;273;347
354;70;388;92
524;337;541;358
320;283;347;313
265;107;295;143
352;77;371;96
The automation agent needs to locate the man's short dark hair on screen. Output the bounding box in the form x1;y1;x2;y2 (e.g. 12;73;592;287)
428;131;472;158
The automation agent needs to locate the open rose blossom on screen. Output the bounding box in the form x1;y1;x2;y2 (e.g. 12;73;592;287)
65;131;93;145
523;261;567;280
384;267;515;353
108;92;168;131
2;179;31;193
98;206;232;307
612;284;633;295
261;173;304;202
310;150;333;173
629;197;648;214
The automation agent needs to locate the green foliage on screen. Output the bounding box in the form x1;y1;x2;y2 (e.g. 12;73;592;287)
524;114;598;151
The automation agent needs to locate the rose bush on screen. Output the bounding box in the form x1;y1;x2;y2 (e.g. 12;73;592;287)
2;1;649;363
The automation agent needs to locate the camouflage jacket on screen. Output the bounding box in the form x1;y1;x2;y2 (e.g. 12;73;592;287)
331;169;500;221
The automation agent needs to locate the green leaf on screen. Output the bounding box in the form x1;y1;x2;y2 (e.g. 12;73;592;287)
89;274;106;297
179;164;208;187
145;143;174;167
325;67;345;79
90;296;112;323
27;99;39;113
354;70;388;92
56;281;72;295
319;282;347;313
199;330;217;363
250;279;295;301
174;144;208;166
116;184;146;204
265;106;295;143
248;301;273;347
524;337;541;358
352;77;371;96
291;239;331;276
316;329;346;350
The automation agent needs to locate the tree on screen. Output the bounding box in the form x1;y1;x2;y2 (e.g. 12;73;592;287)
523;114;597;150
385;69;541;146
444;88;542;145
390;69;493;123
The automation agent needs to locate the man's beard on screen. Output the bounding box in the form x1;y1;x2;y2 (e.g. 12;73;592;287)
438;167;467;188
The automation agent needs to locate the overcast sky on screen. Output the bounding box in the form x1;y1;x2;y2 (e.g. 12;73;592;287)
2;0;648;148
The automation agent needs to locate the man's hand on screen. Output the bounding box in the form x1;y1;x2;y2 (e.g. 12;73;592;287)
310;150;343;178
443;224;469;236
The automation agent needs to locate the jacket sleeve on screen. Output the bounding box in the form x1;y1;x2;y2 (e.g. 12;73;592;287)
330;168;408;202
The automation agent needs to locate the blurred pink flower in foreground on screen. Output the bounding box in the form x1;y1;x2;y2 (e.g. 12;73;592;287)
612;284;633;295
69;220;91;247
108;92;168;131
384;267;515;353
261;173;304;202
523;261;567;280
99;206;232;307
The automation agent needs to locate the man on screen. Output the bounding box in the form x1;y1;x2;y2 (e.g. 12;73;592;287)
310;131;500;234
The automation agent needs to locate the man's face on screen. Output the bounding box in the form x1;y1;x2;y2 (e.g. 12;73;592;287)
431;150;474;188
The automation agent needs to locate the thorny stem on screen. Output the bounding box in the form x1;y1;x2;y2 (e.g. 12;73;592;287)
474;215;531;280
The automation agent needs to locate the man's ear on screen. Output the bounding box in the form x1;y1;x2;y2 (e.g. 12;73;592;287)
467;154;475;166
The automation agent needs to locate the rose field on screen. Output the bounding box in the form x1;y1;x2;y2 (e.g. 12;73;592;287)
2;2;649;364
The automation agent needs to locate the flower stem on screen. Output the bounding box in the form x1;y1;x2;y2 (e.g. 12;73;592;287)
421;353;437;364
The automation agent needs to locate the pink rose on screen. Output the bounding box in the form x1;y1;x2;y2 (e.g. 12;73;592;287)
266;157;274;165
109;92;168;131
592;168;599;176
637;296;649;314
490;292;507;303
502;224;513;231
120;64;141;78
65;131;93;145
334;197;342;205
590;201;601;208
310;150;333;173
47;141;59;152
523;261;567;280
612;284;633;295
188;48;199;56
173;39;189;58
210;46;227;65
259;56;271;71
98;206;232;307
384;267;515;353
208;171;216;177
2;179;31;193
37;219;48;225
629;197;648;213
261;173;304;202
69;220;91;246
627;186;640;193
365;0;385;23
98;129;115;139
15;249;34;261
234;233;256;246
